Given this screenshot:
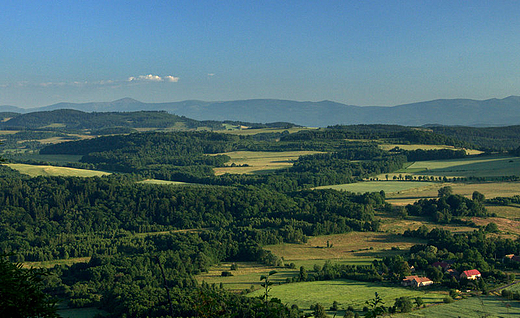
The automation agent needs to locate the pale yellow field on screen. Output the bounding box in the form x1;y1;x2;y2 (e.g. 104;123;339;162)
316;181;436;194
385;182;520;206
138;179;190;185
23;257;91;269
379;143;483;155
218;127;317;136
197;262;297;292
265;232;424;262
5;163;110;177
213;150;323;175
487;205;520;219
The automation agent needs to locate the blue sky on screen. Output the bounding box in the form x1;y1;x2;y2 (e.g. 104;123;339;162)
1;1;520;108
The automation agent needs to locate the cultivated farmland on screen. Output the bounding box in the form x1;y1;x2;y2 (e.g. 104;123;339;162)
247;279;445;315
5;163;110;177
396;295;520;317
213;150;322;175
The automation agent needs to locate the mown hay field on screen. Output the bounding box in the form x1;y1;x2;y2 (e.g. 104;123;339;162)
401;155;520;178
137;179;191;185
196;262;298;292
315;181;436;194
265;232;425;263
218;127;316;135
5;163;110;177
386;182;520;206
379;143;483;155
23;257;91;269
213;150;322;175
395;295;520;317
247;279;445;315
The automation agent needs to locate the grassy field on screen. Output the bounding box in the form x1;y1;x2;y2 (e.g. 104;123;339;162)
218;127;316;135
213;150;322;175
5;163;110;177
23;257;91;269
248;279;445;315
385;182;520;206
378;215;477;234
197;232;423;293
400;155;520;178
265;232;425;263
137;179;191;185
315;181;436;194
396;295;520;317
379;143;483;155
488;205;520;220
197;262;299;292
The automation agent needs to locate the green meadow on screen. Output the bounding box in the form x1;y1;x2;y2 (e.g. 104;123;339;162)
315;181;436;194
247;279;445;314
403;155;520;178
5;163;110;178
396;295;520;317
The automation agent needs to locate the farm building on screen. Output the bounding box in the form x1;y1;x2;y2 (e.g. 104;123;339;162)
460;269;481;280
504;254;520;262
402;276;434;288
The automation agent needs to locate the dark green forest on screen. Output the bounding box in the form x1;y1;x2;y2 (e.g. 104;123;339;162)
2;123;520;317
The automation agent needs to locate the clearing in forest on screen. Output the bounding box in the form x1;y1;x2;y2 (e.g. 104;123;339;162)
265;232;425;264
213;150;322;175
5;163;110;178
400;155;520;178
315;181;435;194
247;279;445;315
386;182;520;206
379;143;483;155
395;294;520;317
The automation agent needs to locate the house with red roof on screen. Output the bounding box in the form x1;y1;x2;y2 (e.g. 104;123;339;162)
460;269;481;280
402;275;433;288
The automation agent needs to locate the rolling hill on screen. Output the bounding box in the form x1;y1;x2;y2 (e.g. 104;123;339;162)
3;96;520;127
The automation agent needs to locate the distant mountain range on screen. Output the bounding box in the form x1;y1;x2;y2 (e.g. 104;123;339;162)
2;96;520;127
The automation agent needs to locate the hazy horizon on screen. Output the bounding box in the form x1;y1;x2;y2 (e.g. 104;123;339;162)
2;1;520;108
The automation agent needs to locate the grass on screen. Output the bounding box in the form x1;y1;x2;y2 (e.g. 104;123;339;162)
218;127;316;135
265;232;425;263
315;181;436;194
247;279;445;314
197;232;423;293
487;205;520;220
138;179;191;185
396;295;520;317
5;163;110;178
401;155;520;178
213;150;322;175
385;182;520;206
378;215;477;234
23;257;91;269
379;143;483;155
197;262;298;292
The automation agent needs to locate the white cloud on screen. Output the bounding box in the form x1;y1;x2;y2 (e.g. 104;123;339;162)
164;75;180;82
128;74;179;82
2;74;179;89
